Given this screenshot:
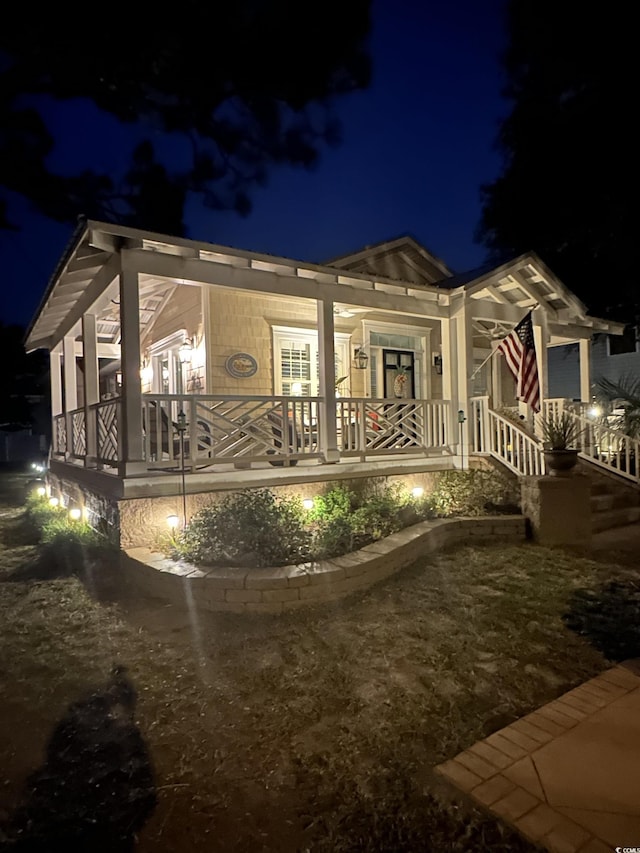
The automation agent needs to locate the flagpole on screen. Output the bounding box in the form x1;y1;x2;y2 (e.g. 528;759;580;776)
468;304;539;381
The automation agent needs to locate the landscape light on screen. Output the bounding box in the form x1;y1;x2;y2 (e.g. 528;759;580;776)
167;514;180;529
48;497;59;507
411;486;424;499
69;508;82;521
36;486;46;497
302;498;315;510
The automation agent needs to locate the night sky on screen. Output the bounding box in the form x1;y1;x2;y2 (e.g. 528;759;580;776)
1;0;507;329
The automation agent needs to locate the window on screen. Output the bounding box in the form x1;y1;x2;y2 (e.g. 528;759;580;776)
608;326;639;356
272;327;350;396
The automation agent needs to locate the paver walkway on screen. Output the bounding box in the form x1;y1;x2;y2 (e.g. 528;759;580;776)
436;660;640;853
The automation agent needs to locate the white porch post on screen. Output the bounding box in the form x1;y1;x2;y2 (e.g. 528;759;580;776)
82;313;99;465
579;337;592;403
50;346;63;454
119;266;144;474
452;298;473;460
533;311;549;414
440;316;458;453
62;335;77;459
317;299;339;463
491;341;502;408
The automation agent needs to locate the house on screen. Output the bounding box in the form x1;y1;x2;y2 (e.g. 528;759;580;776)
25;222;628;546
548;325;640;401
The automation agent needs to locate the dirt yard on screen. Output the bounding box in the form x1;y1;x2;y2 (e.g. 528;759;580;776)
1;471;636;852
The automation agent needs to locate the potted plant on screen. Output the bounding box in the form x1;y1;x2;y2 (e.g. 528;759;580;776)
541;411;581;475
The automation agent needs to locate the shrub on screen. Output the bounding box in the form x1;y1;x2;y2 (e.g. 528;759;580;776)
425;469;520;517
175;489;312;568
24;491;67;539
311;484;410;559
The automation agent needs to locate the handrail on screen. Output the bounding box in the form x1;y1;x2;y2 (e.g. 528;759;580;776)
487;408;545;476
564;408;639;485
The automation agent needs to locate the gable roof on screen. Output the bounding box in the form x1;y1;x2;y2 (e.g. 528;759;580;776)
326;235;453;287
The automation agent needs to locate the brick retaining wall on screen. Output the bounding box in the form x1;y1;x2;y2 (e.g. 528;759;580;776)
122;515;526;614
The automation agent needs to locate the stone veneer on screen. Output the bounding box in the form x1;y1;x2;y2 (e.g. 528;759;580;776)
122;515;526;613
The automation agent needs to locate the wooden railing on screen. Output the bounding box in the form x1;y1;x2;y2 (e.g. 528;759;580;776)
52;394;453;471
336;398;451;459
470;396;545;476
558;407;639;485
142;394;323;469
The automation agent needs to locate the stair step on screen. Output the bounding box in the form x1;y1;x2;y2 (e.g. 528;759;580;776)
591;492;640;512
592;506;640;533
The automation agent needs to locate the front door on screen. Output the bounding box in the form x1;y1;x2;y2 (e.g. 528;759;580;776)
383;349;415;399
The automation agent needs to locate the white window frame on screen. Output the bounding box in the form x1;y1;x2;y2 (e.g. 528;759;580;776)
148;329;188;395
362;320;431;398
272;326;351;396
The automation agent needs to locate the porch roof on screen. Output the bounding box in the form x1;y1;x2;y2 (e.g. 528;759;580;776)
26;222;624;352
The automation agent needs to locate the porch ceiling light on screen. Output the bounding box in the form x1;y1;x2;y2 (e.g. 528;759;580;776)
353;346;369;370
339;309;355;318
178;338;193;364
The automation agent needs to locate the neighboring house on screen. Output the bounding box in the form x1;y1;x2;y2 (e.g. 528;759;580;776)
25;222;625;546
549;327;640;400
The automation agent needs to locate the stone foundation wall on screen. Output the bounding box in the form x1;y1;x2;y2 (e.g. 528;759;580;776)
46;470;120;544
116;470;452;548
122;515;526;613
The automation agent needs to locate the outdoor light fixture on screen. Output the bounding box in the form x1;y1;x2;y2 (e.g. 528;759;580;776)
36;486;46;497
588;405;602;419
353;346;369;370
178;338;193;364
69;508;82;521
116;372;123;386
140;363;153;384
302;498;315;510
49;497;59;507
411;486;424;498
433;354;443;375
167;514;180;529
339;309;355;318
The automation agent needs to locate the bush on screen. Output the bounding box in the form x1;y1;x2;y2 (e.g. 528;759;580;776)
310;484;410;560
24;491;67;539
175;489;312;568
424;469;520;517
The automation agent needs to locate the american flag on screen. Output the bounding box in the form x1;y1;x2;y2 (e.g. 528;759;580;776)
497;312;540;412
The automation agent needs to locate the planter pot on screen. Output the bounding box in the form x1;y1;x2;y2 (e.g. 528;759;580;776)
543;449;579;476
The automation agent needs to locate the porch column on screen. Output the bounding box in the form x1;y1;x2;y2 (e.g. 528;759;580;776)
62;335;77;459
119;266;144;474
533;311;549;414
50;346;63;454
82;313;99;465
452;297;473;461
579;337;592;403
491;341;502;407
440;316;458;453
317;299;339;463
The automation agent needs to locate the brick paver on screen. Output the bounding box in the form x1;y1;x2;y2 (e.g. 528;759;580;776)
435;662;640;853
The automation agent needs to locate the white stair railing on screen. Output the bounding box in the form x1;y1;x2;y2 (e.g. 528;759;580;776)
560;408;639;485
470;396;545;476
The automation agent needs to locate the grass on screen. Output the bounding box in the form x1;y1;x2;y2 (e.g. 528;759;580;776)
0;471;637;851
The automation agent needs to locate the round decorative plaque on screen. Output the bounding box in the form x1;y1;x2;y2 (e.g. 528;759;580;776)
225;352;258;378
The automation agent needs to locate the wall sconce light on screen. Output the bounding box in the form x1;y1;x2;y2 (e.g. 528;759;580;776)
433;354;443;375
353;346;369;370
140;362;153;384
116;371;123;386
179;338;193;364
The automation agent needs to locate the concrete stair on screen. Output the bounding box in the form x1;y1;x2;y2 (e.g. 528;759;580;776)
585;466;640;533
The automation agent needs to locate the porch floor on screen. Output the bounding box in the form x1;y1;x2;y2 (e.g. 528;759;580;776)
51;451;461;499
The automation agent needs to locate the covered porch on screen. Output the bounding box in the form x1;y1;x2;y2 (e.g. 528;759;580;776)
27;223;623;491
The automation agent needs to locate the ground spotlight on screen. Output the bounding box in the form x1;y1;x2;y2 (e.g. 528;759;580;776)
167;514;180;529
411;486;424;498
69;508;82;521
302;498;315;510
48;497;59;507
